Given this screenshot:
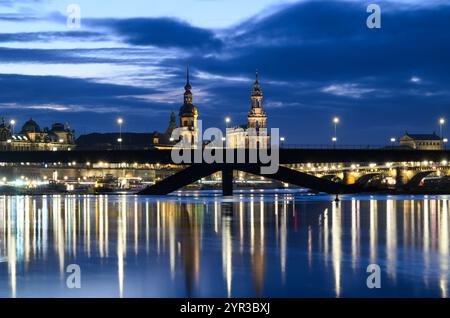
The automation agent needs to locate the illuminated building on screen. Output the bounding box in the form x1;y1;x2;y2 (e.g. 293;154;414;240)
399;133;443;150
0;117;75;151
177;67;199;147
226;71;270;148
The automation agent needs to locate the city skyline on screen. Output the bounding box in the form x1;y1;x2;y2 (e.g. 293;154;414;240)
0;0;449;144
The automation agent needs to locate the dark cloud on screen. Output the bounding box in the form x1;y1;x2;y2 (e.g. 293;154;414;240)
0;73;179;135
191;1;450;82
90;17;223;50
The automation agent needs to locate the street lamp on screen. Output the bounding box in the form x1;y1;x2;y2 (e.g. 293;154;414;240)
225;117;231;129
332;117;339;146
439;118;446;139
117;117;123;149
10;119;16;135
280;137;285;147
390;137;396;146
444;138;448;149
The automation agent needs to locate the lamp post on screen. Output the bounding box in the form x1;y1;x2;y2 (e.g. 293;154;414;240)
225;117;231;128
333;117;339;147
117;117;123;149
10;119;16;135
444;138;448;150
439;118;446;139
280;137;285;148
390;137;396;147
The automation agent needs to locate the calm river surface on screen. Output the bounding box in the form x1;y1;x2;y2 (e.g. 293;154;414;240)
0;191;449;298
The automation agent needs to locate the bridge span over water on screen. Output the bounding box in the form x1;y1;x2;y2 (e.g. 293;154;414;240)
0;148;449;195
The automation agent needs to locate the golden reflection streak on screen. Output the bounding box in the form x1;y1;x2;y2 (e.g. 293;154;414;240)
88;196;91;257
24;197;30;267
280;198;287;281
423;199;430;286
55;196;65;280
386;199;397;280
439;199;449;297
410;200;415;250
105;196;109;257
260;198;265;255
369;199;377;263
222;214;233;297
250;198;255;256
169;202;176;280
145;201;150;254
7;198;16;298
134;199;138;256
99;196;104;258
157;201;161;255
32;199;36;260
331;201;342;297
214;201;219;234
240;201;244;254
351;199;359;269
117;197;126;298
323;207;329;262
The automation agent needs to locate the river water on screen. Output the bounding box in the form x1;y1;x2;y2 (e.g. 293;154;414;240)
0;191;448;298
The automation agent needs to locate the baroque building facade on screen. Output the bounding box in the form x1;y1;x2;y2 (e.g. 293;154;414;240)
226;71;270;148
399;133;443;150
177;68;199;147
0;117;75;151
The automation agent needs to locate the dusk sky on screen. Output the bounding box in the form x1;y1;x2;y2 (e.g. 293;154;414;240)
0;0;449;144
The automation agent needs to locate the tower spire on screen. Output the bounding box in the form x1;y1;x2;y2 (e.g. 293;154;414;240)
185;66;191;91
252;68;262;97
183;66;193;104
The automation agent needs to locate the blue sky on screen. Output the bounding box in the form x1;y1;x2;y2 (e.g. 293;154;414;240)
0;0;449;143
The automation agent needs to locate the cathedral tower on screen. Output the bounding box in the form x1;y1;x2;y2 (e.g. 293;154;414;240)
178;67;199;145
247;70;267;129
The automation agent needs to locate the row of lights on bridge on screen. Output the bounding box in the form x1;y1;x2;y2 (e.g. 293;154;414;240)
7;116;448;147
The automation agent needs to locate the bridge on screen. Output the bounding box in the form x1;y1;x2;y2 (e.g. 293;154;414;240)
1;148;449;195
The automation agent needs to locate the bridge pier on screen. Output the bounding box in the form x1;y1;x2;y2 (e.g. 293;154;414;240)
343;170;352;185
396;167;406;188
222;167;234;196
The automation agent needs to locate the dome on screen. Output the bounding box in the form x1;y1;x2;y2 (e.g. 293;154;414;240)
21;118;41;133
179;103;198;117
51;123;65;132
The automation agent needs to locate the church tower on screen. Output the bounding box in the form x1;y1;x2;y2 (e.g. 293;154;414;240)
178;67;199;145
247;70;267;129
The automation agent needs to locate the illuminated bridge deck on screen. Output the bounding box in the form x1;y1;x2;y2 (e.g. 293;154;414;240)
0;148;449;164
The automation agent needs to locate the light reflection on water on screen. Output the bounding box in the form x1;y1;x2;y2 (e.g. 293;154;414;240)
0;193;449;298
